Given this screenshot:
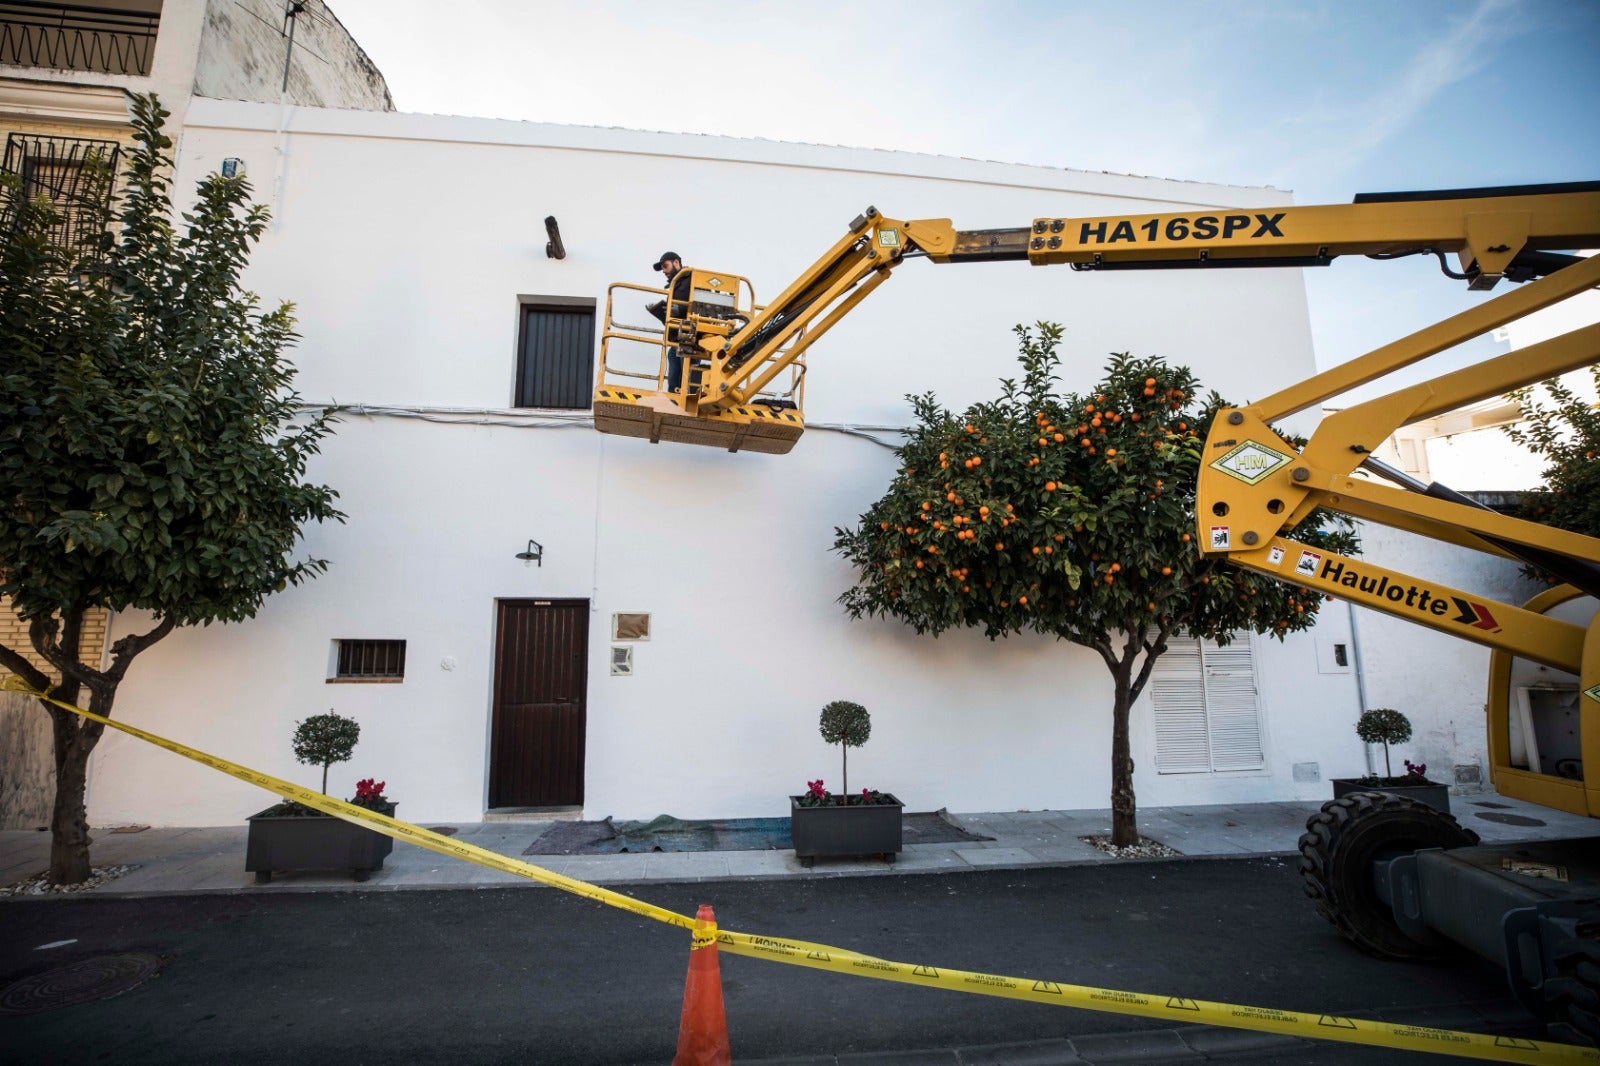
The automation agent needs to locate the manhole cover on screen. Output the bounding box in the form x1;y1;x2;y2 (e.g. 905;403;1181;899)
0;953;163;1015
1474;812;1547;827
1471;801;1511;809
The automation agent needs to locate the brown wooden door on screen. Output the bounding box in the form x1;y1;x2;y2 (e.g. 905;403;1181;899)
489;599;588;808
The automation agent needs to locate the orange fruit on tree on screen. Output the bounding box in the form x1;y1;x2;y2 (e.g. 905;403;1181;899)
1054;433;1066;443
1045;481;1057;492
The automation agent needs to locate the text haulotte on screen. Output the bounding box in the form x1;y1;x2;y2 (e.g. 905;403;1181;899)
1318;559;1453;616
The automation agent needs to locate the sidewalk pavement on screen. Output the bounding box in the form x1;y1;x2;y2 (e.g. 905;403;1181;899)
2;789;1593;898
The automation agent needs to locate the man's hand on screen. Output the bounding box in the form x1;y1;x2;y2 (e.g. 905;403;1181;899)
646;299;668;323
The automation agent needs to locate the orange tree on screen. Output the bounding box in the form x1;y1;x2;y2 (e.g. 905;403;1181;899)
1505;365;1600;565
834;324;1358;846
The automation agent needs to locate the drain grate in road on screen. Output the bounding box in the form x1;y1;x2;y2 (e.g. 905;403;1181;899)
1473;812;1546;827
0;953;163;1015
1471;801;1511;809
425;826;459;837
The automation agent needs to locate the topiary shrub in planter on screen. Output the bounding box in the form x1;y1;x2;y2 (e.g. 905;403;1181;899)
1332;709;1449;814
790;701;902;866
246;714;397;883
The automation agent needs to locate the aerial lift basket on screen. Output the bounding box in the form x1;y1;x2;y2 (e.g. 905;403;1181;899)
594;271;807;454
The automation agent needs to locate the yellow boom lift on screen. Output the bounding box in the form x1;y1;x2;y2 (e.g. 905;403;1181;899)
595;182;1600;1040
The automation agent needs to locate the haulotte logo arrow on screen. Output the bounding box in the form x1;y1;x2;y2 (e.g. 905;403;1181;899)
1451;597;1501;632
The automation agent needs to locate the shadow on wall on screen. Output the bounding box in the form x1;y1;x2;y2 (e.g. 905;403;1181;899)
0;689;54;830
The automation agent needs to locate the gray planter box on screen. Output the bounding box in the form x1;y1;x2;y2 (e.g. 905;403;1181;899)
1330;778;1451;815
790;794;903;866
245;804;396;883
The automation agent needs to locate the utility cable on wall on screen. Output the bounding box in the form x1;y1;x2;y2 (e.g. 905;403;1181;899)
294;403;910;450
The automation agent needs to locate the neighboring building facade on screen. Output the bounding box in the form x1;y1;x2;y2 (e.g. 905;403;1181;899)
75;97;1384;827
0;0;389;827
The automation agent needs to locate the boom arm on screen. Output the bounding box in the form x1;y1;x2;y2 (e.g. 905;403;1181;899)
692;184;1600;416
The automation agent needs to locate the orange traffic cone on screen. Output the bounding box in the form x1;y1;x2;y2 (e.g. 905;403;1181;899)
673;903;731;1066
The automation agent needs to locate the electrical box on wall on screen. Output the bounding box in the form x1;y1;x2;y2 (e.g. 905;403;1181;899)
1315;637;1353;674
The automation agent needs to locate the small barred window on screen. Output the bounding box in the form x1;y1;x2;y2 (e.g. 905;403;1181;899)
331;639;406;682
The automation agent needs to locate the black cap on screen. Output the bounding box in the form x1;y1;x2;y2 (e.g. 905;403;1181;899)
652;251;680;271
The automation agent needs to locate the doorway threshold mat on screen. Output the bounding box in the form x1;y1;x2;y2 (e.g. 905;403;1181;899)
523;811;992;855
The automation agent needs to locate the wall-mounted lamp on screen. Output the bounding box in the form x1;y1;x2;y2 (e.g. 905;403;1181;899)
544;216;565;260
515;539;544;566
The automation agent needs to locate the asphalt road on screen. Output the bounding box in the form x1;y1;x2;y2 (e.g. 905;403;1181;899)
0;857;1543;1064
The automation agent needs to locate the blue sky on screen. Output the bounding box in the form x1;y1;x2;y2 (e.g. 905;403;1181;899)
329;0;1599;392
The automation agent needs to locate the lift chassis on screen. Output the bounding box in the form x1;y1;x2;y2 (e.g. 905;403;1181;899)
596;182;1600;1039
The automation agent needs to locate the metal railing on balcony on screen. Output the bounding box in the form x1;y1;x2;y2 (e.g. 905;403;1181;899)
0;1;159;77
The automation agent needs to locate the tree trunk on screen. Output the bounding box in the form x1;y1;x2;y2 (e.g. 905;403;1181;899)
49;717;95;884
42;611;95;884
842;745;848;803
1109;662;1137;847
20;609;174;885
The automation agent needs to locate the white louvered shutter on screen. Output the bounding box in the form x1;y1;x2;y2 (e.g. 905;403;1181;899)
1151;635;1265;773
1152;639;1210;773
1202;639;1265;770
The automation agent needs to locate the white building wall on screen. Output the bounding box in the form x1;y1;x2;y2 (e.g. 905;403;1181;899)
87;100;1363;825
1344;527;1544;785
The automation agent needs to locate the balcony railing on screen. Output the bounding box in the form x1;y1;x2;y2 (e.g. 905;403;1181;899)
0;1;159;77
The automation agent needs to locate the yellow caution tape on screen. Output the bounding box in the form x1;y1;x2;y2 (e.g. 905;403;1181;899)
10;677;1595;1064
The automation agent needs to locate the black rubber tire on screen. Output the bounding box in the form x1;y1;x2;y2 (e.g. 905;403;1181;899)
1298;791;1480;960
1546;919;1600;1046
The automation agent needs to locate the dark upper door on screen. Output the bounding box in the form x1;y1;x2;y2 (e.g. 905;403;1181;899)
489;599;588;808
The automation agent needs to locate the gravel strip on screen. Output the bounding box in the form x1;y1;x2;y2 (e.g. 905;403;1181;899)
1081;835;1179;859
0;865;140;897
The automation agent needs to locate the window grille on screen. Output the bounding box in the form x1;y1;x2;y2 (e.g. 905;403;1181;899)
2;132;119;255
515;300;596;409
333;639;407;681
